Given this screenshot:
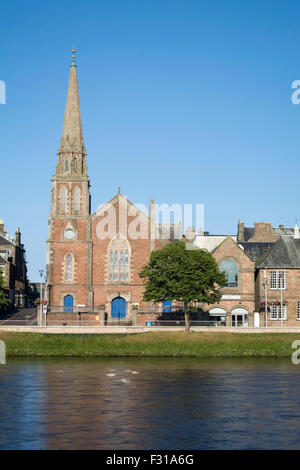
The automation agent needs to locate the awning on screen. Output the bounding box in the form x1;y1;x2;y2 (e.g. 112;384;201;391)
231;307;248;315
209;307;227;316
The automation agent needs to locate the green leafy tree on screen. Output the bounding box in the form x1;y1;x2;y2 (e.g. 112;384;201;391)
0;270;8;311
139;241;226;331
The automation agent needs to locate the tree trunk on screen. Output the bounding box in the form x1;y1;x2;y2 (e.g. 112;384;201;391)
184;302;191;332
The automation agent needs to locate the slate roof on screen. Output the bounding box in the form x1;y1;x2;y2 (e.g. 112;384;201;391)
242;226;295;242
243;228;255;242
272;227;295;237
239;242;274;262
0;233;13;246
0;254;9;264
256;238;300;268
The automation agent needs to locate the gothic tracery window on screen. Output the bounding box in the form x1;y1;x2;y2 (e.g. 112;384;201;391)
65;254;73;281
108;236;130;281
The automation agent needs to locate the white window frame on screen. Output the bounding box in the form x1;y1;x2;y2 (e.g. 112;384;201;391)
269;304;287;321
270;270;286;290
270;271;277;289
278;304;287;320
278;271;286;290
270;304;278;320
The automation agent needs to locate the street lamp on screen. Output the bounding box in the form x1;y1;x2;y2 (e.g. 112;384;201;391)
264;270;268;328
279;271;285;328
43;272;47;326
39;269;44;326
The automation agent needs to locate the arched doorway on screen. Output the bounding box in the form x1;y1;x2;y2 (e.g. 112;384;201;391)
64;295;74;313
231;307;248;327
162;300;172;313
209;307;226;326
111;297;126;320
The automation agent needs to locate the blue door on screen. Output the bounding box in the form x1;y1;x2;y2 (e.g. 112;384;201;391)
111;297;126;319
163;300;172;313
64;295;74;313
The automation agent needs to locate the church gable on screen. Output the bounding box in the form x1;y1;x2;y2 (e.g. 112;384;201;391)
92;192;150;243
212;236;254;270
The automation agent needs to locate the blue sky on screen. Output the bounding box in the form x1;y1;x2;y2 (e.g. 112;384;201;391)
1;0;300;281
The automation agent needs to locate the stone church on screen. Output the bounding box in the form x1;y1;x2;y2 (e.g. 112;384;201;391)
46;51;170;324
46;51;300;328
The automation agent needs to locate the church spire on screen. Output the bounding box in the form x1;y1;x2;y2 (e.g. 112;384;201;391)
58;47;86;154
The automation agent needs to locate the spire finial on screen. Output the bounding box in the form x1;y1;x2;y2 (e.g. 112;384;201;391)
71;46;76;66
118;186;121;195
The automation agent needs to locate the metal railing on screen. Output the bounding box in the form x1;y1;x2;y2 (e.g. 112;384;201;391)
144;320;226;327
1;314;300;328
46;306;102;314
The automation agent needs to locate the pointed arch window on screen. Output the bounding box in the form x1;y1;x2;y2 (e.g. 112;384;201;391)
65;254;73;281
73;186;81;212
65;158;69;172
60;186;67;213
74;158;77;173
108;236;130;282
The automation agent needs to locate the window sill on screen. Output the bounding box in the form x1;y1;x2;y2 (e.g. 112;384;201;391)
107;281;131;285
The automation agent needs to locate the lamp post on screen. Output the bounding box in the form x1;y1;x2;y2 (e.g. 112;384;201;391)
43;273;47;326
279;271;284;328
280;283;284;328
264;270;268;328
39;269;44;326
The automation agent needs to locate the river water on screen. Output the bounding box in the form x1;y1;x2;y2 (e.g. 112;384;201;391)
0;357;300;449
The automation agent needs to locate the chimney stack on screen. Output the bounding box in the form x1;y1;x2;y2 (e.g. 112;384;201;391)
0;219;7;235
237;220;245;242
15;227;21;246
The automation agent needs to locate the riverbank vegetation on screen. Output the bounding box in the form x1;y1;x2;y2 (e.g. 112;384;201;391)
0;331;298;357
